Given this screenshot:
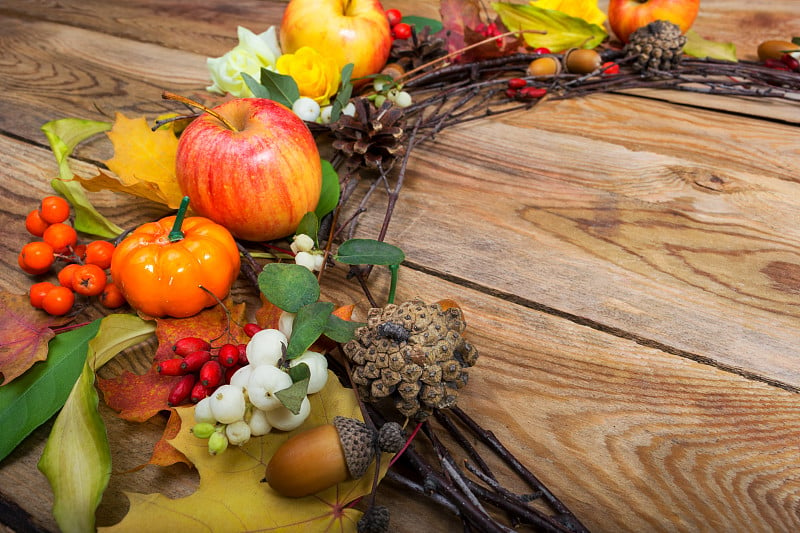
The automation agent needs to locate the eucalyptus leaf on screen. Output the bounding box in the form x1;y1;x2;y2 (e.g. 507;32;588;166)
241;72;271;98
331;63;355;122
287;361;311;383
260;68;300;108
258;263;320;313
38;314;154;533
315;159;341;219
335;238;405;266
286;302;335;358
492;2;607;53
684;30;737;62
295;212;319;244
41;119;124;238
324;313;364;343
275;367;310;415
403;15;444;34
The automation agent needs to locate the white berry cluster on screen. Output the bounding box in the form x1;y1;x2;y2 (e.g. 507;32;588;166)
291;233;325;272
191;313;328;455
291;96;356;124
372;78;412;109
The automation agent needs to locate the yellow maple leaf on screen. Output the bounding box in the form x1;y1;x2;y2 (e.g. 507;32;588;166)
100;374;392;532
77;113;184;208
529;0;607;27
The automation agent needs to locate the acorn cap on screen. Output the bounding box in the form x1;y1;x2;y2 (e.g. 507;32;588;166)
377;422;406;454
333;416;376;479
358;505;390;533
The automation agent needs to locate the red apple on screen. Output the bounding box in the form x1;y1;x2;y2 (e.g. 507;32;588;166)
175;98;322;242
279;0;392;81
608;0;700;44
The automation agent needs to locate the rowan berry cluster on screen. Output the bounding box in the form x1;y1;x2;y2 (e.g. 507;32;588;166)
20;196;125;316
385;8;410;41
188;313;329;455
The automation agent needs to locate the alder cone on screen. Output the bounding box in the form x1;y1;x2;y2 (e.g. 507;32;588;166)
176;98;322;242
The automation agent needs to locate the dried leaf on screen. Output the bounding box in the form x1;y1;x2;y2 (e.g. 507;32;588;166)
0;291;70;386
492;2;607;52
148;409;191;468
98;300;248;422
74;113;184;208
101;372;391;532
440;0;483;54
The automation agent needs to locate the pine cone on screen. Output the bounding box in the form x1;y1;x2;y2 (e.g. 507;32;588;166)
343;299;479;420
390;25;447;71
330;97;406;170
624;20;687;75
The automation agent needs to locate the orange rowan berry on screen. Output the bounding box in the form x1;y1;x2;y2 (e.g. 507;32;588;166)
84;240;116;269
39;196;70;224
99;281;126;309
57;263;82;290
43;223;78;253
72;264;107;297
30;281;56;309
20;241;55;273
42;286;74;316
25;209;50;237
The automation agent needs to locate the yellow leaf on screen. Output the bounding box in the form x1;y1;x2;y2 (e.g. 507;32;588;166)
100;373;392;532
493;2;607;52
529;0;607;28
93;113;184;208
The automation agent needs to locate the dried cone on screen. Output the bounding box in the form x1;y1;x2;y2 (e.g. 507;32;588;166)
623;20;687;75
330;98;406;170
389;25;447;71
343;299;479;420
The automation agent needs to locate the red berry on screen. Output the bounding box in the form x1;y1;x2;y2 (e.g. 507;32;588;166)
393;22;412;40
237;343;249;365
533;47;551;55
385;8;402;27
243;323;262;337
765;58;790;71
157;358;186;376
507;78;527;89
781;53;800;71
199;360;224;388
505;88;518;99
173;337;211;356
217;344;240;368
181;350;212;373
602;61;620;75
168;374;196;406
190;382;209;403
520;87;547;99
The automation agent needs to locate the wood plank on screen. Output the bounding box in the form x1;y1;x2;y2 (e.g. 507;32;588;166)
2;138;800;533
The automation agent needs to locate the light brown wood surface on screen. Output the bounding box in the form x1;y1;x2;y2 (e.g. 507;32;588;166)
1;1;799;532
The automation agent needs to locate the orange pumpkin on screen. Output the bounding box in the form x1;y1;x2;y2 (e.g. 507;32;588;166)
110;197;240;318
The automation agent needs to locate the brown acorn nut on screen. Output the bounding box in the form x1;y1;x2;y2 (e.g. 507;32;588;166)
564;48;602;74
527;56;562;77
264;417;405;498
757;40;797;61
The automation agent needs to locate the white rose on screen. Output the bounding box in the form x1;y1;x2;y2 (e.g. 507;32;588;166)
206;26;282;97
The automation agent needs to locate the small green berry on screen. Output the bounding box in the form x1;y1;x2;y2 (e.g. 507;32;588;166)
208;430;229;455
191;422;217;439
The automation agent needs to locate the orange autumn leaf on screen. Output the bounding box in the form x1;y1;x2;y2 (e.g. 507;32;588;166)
148;409;191;468
98;299;249;422
255;294;284;331
75;113;184;208
0;291;71;386
101;372;393;533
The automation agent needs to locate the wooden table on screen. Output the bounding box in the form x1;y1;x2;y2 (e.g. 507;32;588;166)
1;1;799;531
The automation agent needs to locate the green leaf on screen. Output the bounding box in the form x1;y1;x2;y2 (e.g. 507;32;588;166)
403;15;444;34
276;363;311;414
315;159;341;219
684;30;738;62
324;313;364;344
259;68;300;108
241;72;271;99
792;37;800;46
0;321;101;463
286;302;334;358
331;63;355;122
258;263;321;313
335;238;405;266
295;212;320;244
41;119;124;238
492;2;607;53
38;314;154;533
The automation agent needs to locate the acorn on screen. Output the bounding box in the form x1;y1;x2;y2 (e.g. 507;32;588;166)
564;48;602;74
527;56;561;78
264;417;405;498
380;62;406;81
757;40;797;61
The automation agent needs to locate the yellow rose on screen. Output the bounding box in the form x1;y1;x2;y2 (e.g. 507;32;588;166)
276;47;341;106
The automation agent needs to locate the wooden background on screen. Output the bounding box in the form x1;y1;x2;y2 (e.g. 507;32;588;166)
1;0;799;531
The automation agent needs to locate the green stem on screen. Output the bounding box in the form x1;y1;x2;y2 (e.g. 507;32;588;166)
169;196;190;242
387;264;399;305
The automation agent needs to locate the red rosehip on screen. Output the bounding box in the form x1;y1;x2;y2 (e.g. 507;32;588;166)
507;78;527;89
393;22;412;40
385;8;402;27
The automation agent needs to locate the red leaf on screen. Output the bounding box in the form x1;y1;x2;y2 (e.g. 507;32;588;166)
0;290;71;386
439;0;482;55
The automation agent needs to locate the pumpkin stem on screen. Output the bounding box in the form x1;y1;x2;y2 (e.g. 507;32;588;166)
169;196;190;242
162;91;238;132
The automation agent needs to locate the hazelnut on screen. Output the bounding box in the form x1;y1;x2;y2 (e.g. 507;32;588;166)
564;48;602;74
757;40;797;61
527;56;561;78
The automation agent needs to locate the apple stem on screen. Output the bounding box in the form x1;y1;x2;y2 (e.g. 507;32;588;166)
168;196;190;242
162;91;238;132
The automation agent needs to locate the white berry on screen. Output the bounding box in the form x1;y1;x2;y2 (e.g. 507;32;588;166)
246;328;287;367
209;384;246;425
225;420;252;446
247;364;293;411
248;408;273;436
394;90;413;108
265;396;311;431
193;396;215;424
319;105;333;124
290;351;329;394
295;251;320;271
342;102;356;117
290;233;315;254
278;311;295;339
292;97;321;122
229;364;253;389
